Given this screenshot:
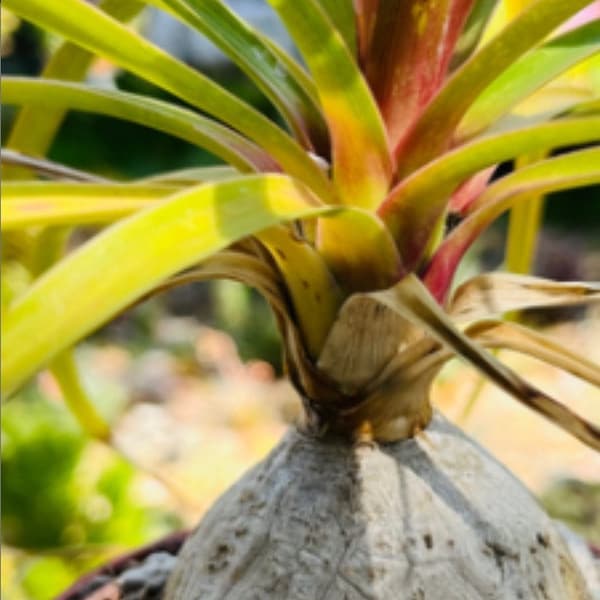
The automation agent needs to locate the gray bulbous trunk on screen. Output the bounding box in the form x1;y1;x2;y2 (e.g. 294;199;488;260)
166;413;591;599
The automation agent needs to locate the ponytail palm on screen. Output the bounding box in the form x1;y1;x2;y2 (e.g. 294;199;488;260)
2;0;600;596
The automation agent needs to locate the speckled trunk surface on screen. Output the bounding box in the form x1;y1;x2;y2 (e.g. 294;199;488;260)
166;413;591;599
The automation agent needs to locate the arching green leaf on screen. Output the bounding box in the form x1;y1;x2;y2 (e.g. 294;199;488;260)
458;19;600;140
4;77;275;172
317;0;356;54
379;116;600;270
2;182;178;229
4;0;333;200
423;147;600;301
4;0;144;177
148;0;328;152
1;175;338;396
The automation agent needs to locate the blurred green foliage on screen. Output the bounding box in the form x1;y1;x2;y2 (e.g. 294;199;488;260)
542;480;600;546
1;387;180;598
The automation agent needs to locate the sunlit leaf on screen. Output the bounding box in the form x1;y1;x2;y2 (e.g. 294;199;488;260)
317;0;357;54
4;0;333;200
423;147;600;301
458;19;600;140
148;0;328;152
379;116;600;271
2;182;178;229
268;0;392;209
3;77;275;173
1;175;338;395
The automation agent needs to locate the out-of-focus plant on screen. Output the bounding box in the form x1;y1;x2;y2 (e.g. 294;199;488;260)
1;387;179;598
1;0;600;594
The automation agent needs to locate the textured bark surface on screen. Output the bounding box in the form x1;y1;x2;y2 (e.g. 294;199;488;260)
166;413;591;599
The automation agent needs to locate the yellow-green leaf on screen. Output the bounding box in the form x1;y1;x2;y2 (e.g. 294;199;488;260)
4;77;275;173
1;175;337;396
4;0;333;200
2;182;178;229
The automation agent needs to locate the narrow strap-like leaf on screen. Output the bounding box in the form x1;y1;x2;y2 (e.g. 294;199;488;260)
138;166;240;185
379;117;600;270
1;182;180;229
267;0;392;209
367;274;600;450
395;0;593;174
448;273;600;321
5;0;333;201
317;0;357;54
423;147;600;301
4;0;144;174
1;149;109;182
458;19;600;140
3;78;275;173
1;175;337;396
49;338;112;441
364;0;474;149
450;0;499;70
148;0;328;152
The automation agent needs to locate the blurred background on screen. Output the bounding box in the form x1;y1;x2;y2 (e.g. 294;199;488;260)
2;4;600;597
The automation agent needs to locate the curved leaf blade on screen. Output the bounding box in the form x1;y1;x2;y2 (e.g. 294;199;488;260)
450;0;499;69
4;0;144;175
4;77;275;173
364;0;474;149
379;116;600;270
268;0;392;209
148;0;328;152
458;19;600;140
466;319;600;388
2;182;178;229
4;0;333;200
1;149;109;182
258;226;344;357
1;175;337;396
423;147;600;301
317;209;404;292
318;0;357;54
395;0;593;174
